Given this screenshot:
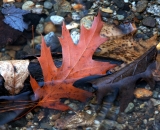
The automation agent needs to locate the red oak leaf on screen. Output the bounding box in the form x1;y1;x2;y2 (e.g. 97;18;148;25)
30;12;116;111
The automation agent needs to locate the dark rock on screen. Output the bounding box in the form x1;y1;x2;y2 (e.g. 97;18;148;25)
123;3;131;11
136;0;148;13
113;0;125;8
142;17;156;27
136;14;143;20
117;9;128;18
15;50;28;59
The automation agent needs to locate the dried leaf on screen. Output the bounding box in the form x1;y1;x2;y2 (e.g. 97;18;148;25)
30;13;116;110
0;60;29;95
95;32;157;64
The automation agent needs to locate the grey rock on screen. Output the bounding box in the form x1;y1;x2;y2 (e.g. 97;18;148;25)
44;32;60;51
117;15;125;20
44;1;53;9
72;12;81;21
124;102;134;113
36;24;44;34
157;0;160;4
150;98;160;106
136;0;148;13
113;0;125;8
153;91;159;98
50;15;64;25
147;5;160;16
40;122;52;130
99;119;124;130
142;16;156;27
70;29;80;44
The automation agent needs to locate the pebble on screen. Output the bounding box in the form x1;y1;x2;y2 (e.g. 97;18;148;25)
50;15;64;25
44;32;60;51
134;88;153;99
36;23;44;34
101;7;113;14
150;98;160;106
136;0;148;13
44;22;56;34
147;4;160;16
124;102;135;113
44;1;53;9
70;29;80;44
22;1;34;11
142;16;156;27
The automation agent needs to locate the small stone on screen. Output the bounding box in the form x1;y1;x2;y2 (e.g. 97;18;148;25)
68;103;78;111
113;0;125;8
142;17;156;27
143;119;147;125
134;88;153;99
44;22;56;34
49;113;61;121
72;12;81;21
26;112;33;120
136;0;148;13
101;7;113;13
124;102;134;113
31;5;43;14
5;46;21;51
147;5;160;16
157;105;160;111
117;15;125;20
50;15;64;25
155;110;159;114
148;118;155;121
80;15;94;29
0;55;11;61
70;29;80;44
153;91;159;98
36;24;44;34
22;1;34;11
44;1;53;9
44;32;60;51
7;50;16;58
150;98;160;106
66;22;79;30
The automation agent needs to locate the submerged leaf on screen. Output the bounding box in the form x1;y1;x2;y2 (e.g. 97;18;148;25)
30;12;116;111
1;4;29;32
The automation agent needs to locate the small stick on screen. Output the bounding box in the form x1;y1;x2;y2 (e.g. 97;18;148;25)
32;25;35;55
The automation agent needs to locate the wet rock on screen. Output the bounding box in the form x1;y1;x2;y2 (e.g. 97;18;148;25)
68;103;79;111
136;0;148;13
72;12;81;21
147;5;160;16
150;98;160;106
31;5;43;14
15;50;28;59
66;22;79;30
80;15;94;29
117;15;125;20
99;119;124;130
44;32;60;51
134;88;153;99
142;17;156;27
44;22;56;34
113;0;125;8
0;54;11;61
36;23;44;34
26;112;33;120
7;50;16;59
124;102;135;113
70;29;80;44
50;15;64;25
40;122;52;130
153;91;159;98
22;1;34;11
44;1;53;9
101;7;113;14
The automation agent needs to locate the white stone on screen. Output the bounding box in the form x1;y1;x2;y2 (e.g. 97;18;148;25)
124;0;129;3
44;1;53;9
70;29;80;44
22;1;34;11
50;15;64;25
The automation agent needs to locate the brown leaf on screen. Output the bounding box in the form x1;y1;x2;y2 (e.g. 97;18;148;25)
95;32;158;64
0;60;29;95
